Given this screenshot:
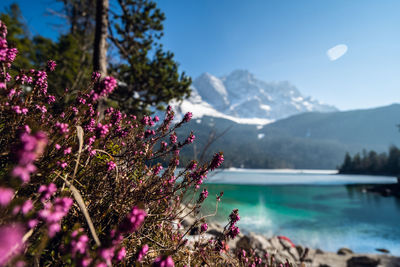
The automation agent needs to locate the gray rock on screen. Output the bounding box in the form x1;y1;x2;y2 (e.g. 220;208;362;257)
347;256;380;267
207;229;223;237
235;232;271;252
236;235;257;251
269;236;284;251
338;247;353;255
375;248;390;254
287;246;300;261
249;232;271;250
189;226;200;235
296;245;304;259
181;217;195;228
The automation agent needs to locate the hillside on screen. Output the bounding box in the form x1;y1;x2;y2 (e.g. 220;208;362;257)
178;104;400;169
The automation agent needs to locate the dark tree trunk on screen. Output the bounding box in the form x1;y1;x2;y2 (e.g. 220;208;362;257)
93;0;108;76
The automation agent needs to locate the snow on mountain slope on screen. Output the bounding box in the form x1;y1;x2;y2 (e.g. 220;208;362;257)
170;89;273;125
171;69;337;125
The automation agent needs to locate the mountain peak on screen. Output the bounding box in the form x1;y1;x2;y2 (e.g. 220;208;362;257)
223;69;254;81
173;70;337;125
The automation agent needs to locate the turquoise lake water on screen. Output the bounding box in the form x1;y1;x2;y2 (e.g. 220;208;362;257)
200;169;400;255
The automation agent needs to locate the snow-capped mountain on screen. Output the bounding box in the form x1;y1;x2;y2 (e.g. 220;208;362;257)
171;70;337;125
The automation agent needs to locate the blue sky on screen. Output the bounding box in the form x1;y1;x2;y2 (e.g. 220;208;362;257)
2;0;400;110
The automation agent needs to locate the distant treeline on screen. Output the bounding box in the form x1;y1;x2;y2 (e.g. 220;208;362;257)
338;146;400;176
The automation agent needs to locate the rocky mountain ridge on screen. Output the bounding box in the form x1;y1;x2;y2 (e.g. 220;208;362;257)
172;70;337;125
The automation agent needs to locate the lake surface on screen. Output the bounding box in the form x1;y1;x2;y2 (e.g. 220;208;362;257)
200;169;400;255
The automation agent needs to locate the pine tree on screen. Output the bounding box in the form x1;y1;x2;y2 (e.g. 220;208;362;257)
107;0;191;114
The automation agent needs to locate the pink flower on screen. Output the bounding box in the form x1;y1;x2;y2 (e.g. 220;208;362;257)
28;219;38;229
98;76;117;97
95;123;109;138
0;187;14;206
185;132;195;144
116;247;126;261
119;206;147;233
38;183;57;201
63;147;72;155
183;112;192;122
78;258;92;267
12;164;36;183
209;152;224;170
47;60;56;72
71;233;89;256
229;209;240;224
153;165;163;175
0;224;24;266
137;244;148;262
201;223;208;233
170;132;177;144
21;199;33;214
198;188;208;203
55;122;69;134
107;161;116;171
91;71;101;82
153;255;174;267
38;197;73;237
99;247;114;262
227;225;240;239
57;161;68;169
46;95;55;104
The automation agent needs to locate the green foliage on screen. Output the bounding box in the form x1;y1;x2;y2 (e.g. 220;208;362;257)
0;4;92;100
0;4;34;70
108;0;192;114
1;1;191;115
338;146;400;176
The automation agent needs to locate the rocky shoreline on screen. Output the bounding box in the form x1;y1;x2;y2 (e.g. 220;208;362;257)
181;209;400;267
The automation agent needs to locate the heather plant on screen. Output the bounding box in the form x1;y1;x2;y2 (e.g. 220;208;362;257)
0;20;293;267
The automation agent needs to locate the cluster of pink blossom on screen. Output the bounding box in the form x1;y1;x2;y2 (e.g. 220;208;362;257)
38;183;57;201
198;188;209;203
141;115;155;126
183;112;192;123
153;255;175;267
91;71;101;82
189;167;209;188
0;224;24;266
33;70;49;95
209;152;224;170
170;132;177;144
118;206;147;234
70;228;90;257
38;197;73;237
95;122;110;138
12;131;48;183
227;209;240;239
136;244;149;262
201;223;208;233
90;76;117;101
107;161;116;171
47;60;57;72
185;132;195;144
12;105;28;114
0;19;246;266
153;165;163;175
0;20;17;67
0;187;14;207
55;122;69;135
